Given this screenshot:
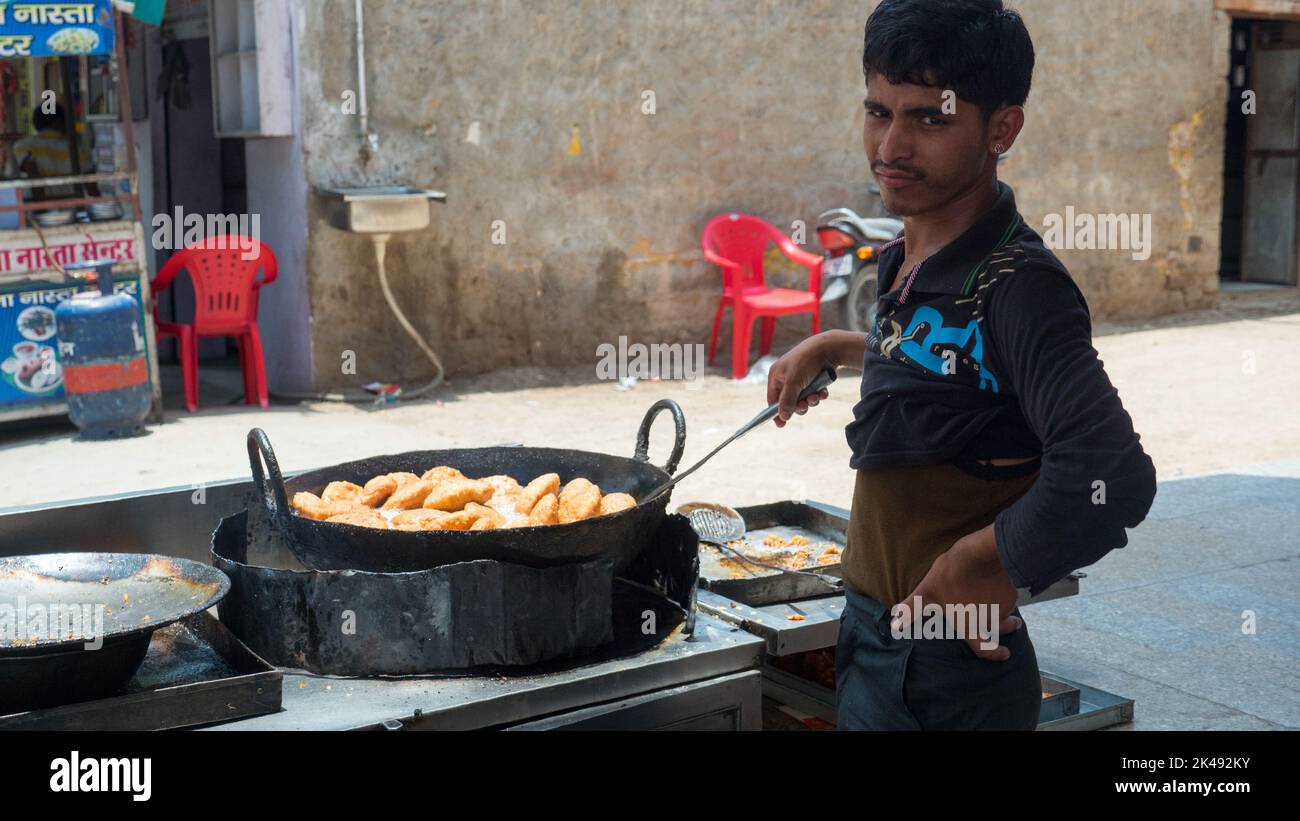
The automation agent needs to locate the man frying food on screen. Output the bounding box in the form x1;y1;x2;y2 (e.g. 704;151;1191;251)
767;0;1157;730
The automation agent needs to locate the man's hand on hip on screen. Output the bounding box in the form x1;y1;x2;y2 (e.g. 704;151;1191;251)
890;523;1024;661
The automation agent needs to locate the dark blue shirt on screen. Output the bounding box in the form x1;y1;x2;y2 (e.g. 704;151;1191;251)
844;181;1157;595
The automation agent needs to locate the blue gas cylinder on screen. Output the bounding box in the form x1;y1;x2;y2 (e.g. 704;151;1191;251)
54;261;152;439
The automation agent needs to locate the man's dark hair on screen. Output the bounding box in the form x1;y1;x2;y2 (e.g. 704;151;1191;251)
32;105;66;132
863;0;1035;119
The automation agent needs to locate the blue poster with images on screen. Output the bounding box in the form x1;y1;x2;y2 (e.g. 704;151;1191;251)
0;1;115;58
0;277;142;407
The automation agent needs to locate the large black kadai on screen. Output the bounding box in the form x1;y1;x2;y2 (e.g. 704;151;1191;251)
213;401;699;676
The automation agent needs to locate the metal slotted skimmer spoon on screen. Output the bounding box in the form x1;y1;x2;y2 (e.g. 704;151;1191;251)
678;502;746;546
638;367;838;507
679;502;843;590
643;367;843;590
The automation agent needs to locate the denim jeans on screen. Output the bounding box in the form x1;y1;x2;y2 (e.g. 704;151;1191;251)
835;588;1041;730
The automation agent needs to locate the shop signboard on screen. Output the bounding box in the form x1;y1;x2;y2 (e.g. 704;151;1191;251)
0;1;116;58
0;223;143;407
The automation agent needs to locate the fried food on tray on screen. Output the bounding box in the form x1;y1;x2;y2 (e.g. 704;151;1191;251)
517;473;561;515
529;493;559;526
362;474;398;506
294;464;639;531
292;491;362;521
381;478;436;510
558;478;601;524
422;478;494;511
599;492;636;515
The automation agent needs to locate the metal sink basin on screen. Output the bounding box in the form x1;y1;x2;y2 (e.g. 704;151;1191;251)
315;185;447;234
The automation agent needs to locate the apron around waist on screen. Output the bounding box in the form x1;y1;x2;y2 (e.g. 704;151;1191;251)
840;460;1040;608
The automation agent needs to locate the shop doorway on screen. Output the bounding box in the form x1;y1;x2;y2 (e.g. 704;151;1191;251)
1222;17;1300;286
151;34;247;365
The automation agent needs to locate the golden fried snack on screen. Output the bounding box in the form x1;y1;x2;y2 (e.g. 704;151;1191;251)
326;509;388;529
485;489;522;516
517;473;561;515
482;474;522;497
421;465;466;484
464;502;506;530
386;471;421;487
528;493;559;526
559;478;602;524
435;509;481;531
321;481;364;505
292;492;362;521
381;478;436;510
422;478;494;511
484;477;529;518
361;474;397;506
391;509;451;531
598;493;636;516
292;467;624;532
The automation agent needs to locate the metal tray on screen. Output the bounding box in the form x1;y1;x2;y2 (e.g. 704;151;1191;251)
698;572;1083;658
1036;673;1136;731
1039;674;1082;723
698;501;848;606
760;657;1128;731
0;610;281;730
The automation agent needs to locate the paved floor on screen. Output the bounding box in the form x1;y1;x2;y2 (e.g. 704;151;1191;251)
1028;459;1299;730
5;288;1300;510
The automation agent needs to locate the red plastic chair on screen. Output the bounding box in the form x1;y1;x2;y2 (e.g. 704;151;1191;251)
702;213;822;379
150;236;278;412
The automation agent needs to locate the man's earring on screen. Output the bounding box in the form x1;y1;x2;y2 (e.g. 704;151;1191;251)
992;143;1005;154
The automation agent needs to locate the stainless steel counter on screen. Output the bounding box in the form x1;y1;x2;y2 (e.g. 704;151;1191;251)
208;613;764;731
0;479;767;731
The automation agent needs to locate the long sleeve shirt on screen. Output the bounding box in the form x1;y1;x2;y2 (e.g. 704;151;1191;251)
843;181;1157;595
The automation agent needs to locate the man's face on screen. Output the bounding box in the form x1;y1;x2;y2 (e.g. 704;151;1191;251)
863;74;993;217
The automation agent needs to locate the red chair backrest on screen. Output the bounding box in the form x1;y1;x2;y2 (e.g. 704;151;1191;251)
702;213;785;292
152;236;278;330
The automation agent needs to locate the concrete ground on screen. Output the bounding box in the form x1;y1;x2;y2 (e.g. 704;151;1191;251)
4;286;1297;507
1031;458;1299;730
0;286;1297;729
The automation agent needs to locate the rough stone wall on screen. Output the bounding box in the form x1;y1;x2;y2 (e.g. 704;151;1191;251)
293;0;1229;387
1007;0;1229;320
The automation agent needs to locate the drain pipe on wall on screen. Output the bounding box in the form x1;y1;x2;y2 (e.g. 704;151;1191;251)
266;4;445;407
352;0;445;399
356;0;378;156
370;232;446;399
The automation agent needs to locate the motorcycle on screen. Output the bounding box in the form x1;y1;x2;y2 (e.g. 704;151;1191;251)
815;198;902;333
